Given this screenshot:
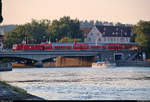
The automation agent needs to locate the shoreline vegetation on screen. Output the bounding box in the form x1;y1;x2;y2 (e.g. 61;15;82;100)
0;80;44;100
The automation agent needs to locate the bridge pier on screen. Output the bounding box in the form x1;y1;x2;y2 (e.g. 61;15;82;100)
56;56;96;67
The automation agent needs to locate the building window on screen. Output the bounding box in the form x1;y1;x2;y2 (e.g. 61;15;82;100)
108;38;111;42
97;33;99;36
104;37;106;41
112;32;114;35
126;37;128;42
120;37;124;42
114;38;116;42
88;37;91;42
98;38;101;42
117;38;119;41
111;38;113;42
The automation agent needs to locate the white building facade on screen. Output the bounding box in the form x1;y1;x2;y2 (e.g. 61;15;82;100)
84;25;132;44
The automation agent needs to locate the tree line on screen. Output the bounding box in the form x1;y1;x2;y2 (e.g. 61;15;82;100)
80;20;132;27
4;16;83;48
132;20;150;58
2;16;150;59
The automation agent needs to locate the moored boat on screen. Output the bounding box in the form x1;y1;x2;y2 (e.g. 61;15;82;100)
92;61;116;68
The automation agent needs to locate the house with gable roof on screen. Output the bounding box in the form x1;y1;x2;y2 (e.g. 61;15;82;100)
84;25;132;44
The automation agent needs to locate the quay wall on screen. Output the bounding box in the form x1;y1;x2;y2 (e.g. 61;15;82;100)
116;61;150;67
0;63;12;71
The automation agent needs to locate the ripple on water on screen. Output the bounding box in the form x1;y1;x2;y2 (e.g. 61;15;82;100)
0;67;150;100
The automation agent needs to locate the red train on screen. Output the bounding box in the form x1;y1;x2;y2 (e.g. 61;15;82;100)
12;41;138;51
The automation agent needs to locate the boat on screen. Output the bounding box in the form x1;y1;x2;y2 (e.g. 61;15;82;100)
92;61;116;68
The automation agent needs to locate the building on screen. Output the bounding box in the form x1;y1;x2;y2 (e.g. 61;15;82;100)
84;25;132;44
80;27;92;38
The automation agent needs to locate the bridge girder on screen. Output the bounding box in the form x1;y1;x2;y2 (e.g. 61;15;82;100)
0;50;137;62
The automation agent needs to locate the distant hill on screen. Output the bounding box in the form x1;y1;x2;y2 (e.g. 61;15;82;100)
0;25;18;33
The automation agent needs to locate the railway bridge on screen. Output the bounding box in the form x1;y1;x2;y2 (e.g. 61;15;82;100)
0;50;137;67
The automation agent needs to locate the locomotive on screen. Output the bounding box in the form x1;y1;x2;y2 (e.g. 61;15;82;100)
12;41;138;51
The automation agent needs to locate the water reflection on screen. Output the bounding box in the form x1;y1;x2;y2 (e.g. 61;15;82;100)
0;67;150;100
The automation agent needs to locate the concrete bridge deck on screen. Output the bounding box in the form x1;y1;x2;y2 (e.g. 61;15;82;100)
0;50;137;62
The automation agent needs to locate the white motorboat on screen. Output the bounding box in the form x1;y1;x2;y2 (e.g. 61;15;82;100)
92;61;116;68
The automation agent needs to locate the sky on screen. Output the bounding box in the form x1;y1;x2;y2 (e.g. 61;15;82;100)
1;0;150;25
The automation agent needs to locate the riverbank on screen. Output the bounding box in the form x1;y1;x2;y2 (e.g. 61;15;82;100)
0;63;12;71
0;81;44;100
116;61;150;67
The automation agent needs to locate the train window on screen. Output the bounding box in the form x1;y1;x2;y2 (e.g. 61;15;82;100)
74;46;80;49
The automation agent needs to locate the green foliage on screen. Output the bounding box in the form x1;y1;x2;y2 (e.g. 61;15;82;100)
130;33;136;42
4;16;83;48
46;16;83;42
4;19;51;48
59;37;82;43
133;20;150;58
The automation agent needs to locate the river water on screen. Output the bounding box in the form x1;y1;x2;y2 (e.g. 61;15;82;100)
0;67;150;100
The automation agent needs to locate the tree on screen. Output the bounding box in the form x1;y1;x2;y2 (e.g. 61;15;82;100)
4;17;83;48
130;33;136;42
133;20;150;58
59;37;82;43
4;19;51;48
46;16;83;42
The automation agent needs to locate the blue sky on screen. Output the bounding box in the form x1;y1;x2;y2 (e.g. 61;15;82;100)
2;0;150;25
